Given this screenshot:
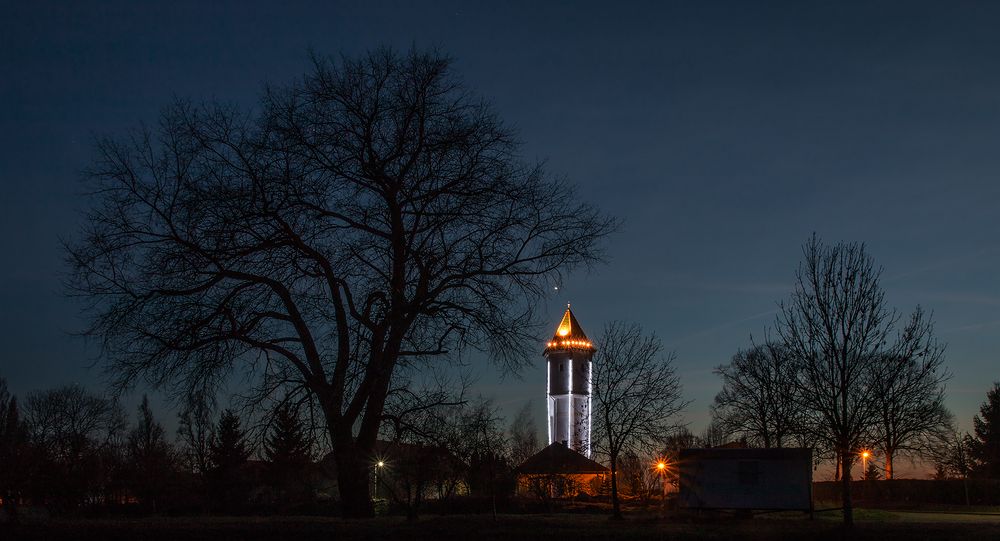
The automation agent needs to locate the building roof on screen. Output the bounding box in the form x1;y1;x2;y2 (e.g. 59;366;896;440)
515;442;609;475
544;305;595;353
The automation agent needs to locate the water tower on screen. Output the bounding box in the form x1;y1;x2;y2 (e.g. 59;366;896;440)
543;304;595;457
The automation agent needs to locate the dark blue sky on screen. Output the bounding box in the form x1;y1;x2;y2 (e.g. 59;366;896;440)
2;1;998;462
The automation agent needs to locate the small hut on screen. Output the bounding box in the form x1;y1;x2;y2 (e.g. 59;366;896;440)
515;442;609;497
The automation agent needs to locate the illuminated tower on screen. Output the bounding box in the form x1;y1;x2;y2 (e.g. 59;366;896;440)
544;304;595;457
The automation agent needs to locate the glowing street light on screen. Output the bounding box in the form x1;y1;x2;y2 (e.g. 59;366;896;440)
654;459;668;498
374;460;385;500
860;450;871;480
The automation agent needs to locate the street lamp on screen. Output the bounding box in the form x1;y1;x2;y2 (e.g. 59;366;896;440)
860;450;870;480
655;460;667;497
374;460;385;500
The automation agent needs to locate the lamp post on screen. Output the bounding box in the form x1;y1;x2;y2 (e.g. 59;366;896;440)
860;451;870;480
656;461;667;497
374;460;384;500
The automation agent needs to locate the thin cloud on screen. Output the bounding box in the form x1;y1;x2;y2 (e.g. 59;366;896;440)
942;319;1000;333
671;309;779;345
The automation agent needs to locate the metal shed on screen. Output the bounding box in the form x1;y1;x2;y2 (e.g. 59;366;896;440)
677;448;812;511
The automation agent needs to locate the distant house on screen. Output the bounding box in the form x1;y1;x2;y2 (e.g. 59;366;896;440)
515;442;609;498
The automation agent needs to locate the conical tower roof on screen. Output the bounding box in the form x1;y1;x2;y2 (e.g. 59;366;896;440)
544;305;595;353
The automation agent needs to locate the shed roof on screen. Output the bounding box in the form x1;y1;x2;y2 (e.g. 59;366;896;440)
515;442;609;475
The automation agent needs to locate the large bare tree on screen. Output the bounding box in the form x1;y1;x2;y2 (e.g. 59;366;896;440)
778;236;887;526
776;235;946;525
592;321;687;520
711;341;800;448
66;48;614;517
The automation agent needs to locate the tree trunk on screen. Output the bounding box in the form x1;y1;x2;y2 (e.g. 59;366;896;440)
610;456;623;520
333;440;375;518
884;451;893;480
841;452;854;526
834;453;841;481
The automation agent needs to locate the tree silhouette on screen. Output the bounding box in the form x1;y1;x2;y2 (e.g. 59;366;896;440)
207;409;251;512
592;321;687;520
126;395;176;511
969;382;1000;479
66;47;614;517
776;235;948;525
0;380;29;522
870;309;951;479
176;396;214;475
712;342;800;448
509;401;540;468
263;403;313;504
23;385;126;511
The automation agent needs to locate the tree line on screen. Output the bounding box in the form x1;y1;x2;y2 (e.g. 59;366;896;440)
0;381;323;519
0;375;559;520
710;235;1000;525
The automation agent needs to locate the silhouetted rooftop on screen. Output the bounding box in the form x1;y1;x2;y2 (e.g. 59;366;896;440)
515;442;609;475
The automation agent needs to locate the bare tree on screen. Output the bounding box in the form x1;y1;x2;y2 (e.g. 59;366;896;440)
23;385;127;509
382;390;505;521
592;321;687;520
176;393;215;475
698;418;731;448
616;451;661;502
509;400;540;467
66;48;614;517
711;342;800;448
927;427;976;505
660;427;697;491
778;236;887;525
871;307;951;479
776;235;939;525
126;395;176;511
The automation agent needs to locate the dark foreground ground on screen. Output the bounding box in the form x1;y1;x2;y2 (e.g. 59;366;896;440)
4;509;1000;541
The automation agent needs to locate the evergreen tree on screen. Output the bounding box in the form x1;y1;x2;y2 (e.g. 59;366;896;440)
970;382;1000;479
207;409;250;511
263;403;312;503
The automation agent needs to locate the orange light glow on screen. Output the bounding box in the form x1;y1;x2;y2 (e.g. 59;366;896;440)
556;308;573;337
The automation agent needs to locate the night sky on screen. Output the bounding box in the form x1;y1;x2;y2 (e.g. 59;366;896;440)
2;1;999;469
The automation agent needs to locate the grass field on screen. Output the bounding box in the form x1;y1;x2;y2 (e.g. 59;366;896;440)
4;510;1000;541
